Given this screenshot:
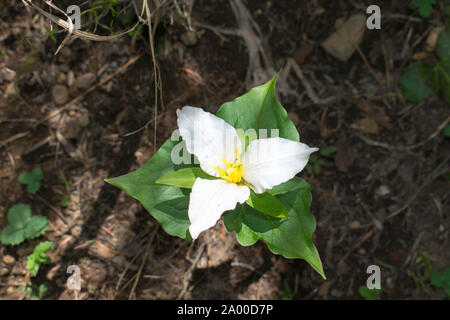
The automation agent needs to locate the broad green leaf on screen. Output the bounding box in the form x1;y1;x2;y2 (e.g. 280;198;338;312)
106;139;193;241
246;190;289;218
224;178;325;279
155;167;217;188
19;168;43;194
431;271;444;287
400;62;433;103
436;29;450;59
7;203;31;228
216;75;299;144
1;225;25;245
24;216;48;239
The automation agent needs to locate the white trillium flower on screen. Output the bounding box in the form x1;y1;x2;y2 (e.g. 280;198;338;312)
177;106;319;240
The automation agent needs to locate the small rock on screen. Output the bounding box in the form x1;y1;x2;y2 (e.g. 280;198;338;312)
71;225;82;237
3;255;15;265
180;31;198;46
76;73;96;90
6;287;15;295
67;71;75;87
321;14;366;62
348;221;361;230
57;72;66;84
0;267;9;276
376;185;390;196
52;84;69;105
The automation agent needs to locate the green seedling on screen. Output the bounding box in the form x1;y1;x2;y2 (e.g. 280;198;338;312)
280;287;294;300
444;124;450;137
20;283;48;300
27;241;53;277
19;168;43;194
1;203;48;245
409;0;436;18
359;285;382;300
305;145;337;175
430;267;450;298
400;26;450;104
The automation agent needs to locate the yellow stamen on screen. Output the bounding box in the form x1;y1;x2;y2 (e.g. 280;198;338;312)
213;148;243;184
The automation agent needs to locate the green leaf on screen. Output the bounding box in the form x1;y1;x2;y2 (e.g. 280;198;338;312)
246;190;289;218
7;203;31;228
19;168;43;194
431;271;444;287
436;29;450;59
24;216;48;239
61;196;69;207
27;241;53;277
224;178;325;279
320;146;338;157
106;139;193;241
359;285;381;300
1;225;25;245
409;0;436;18
1;204;48;245
433;57;450;104
155;167;217;188
400;62;433;103
216;75;299;145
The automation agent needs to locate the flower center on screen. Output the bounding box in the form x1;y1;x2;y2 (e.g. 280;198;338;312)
213;148;243;184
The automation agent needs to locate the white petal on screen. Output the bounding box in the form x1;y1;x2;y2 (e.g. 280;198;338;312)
188;178;250;240
242;137;318;193
177;106;242;177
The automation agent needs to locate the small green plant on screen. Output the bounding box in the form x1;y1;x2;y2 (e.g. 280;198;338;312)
359;285;382;300
444;124;450;137
400;25;450;104
19;168;43;194
409;0;436;18
27;241;53;277
430;267;450;298
1;203;48;245
20;283;48;300
305;146;337;175
280;287;294;300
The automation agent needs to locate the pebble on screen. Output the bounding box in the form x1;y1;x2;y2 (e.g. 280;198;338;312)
0;267;9;276
321;14;366;62
348;221;361;230
3;255;15;265
52;84;69;105
180;31;198;46
76;73;96;90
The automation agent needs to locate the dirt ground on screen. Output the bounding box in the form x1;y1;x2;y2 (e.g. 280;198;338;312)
0;0;449;300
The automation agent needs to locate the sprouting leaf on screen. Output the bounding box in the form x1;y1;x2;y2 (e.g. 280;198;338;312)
27;241;53;277
19;168;43;194
400;62;433;103
61;196;70;207
1;204;48;245
444;125;450;137
320;146;338;157
409;0;436;18
359;285;382;300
